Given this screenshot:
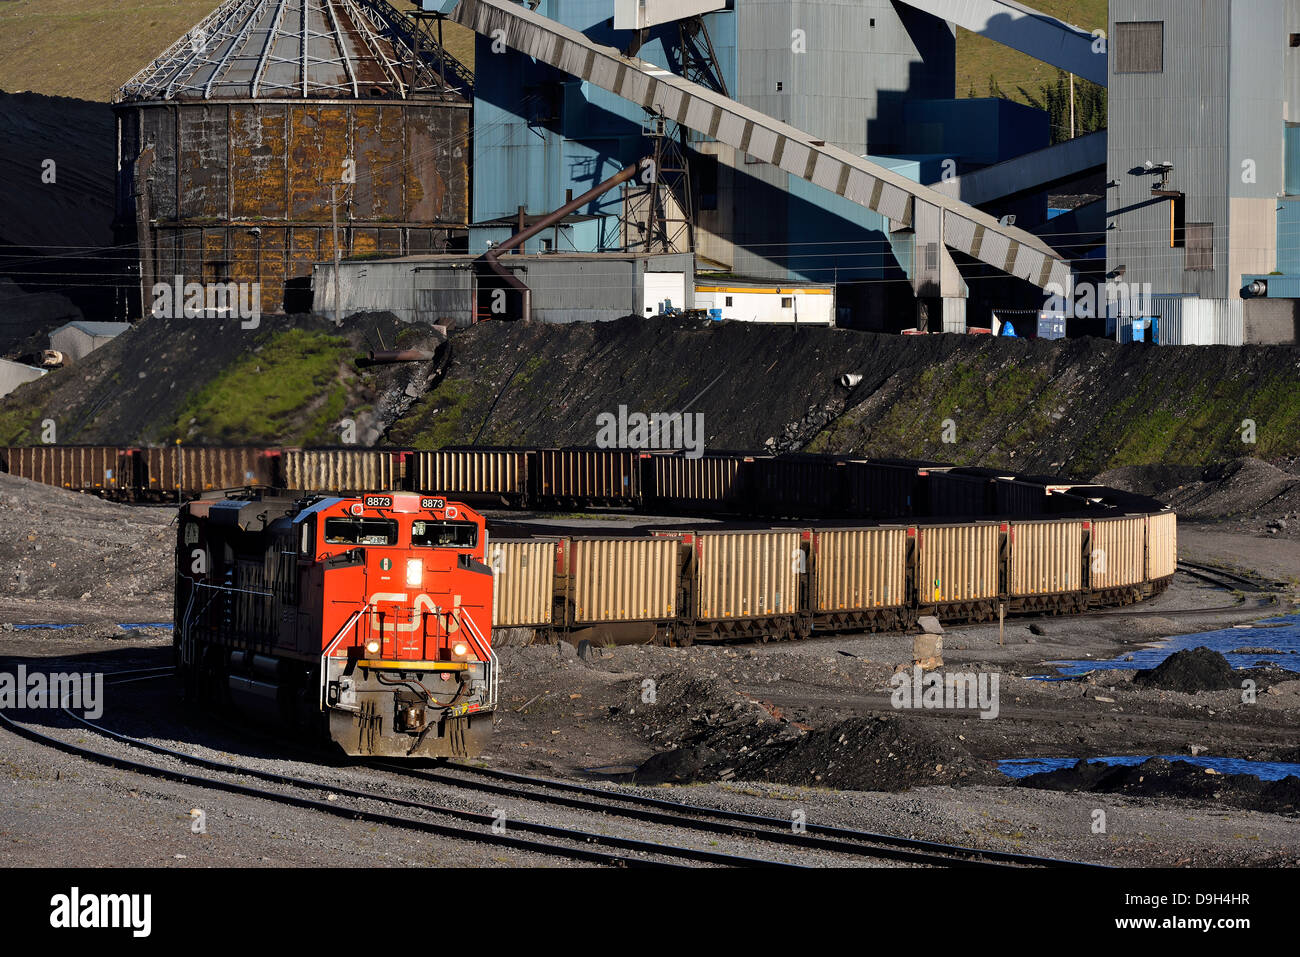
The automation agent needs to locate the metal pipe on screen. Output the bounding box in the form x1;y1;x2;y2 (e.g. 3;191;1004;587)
477;159;645;322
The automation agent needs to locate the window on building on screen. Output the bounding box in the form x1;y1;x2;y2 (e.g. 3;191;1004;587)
1115;21;1164;74
725;296;733;307
1185;223;1214;271
696;153;718;210
781;297;794;309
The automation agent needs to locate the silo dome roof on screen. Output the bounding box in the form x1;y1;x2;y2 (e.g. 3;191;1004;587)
117;0;460;102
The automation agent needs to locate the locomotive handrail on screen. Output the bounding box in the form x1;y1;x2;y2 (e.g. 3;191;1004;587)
452;607;498;711
319;605;369;711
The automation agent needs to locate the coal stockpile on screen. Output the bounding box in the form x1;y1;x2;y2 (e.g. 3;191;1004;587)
624;674;997;791
1132;647;1240;693
1017;757;1300;816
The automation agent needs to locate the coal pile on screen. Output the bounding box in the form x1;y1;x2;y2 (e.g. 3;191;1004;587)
1018;757;1300;816
1132;647;1238;692
624;673;996;791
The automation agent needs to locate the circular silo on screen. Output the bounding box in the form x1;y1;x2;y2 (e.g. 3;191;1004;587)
113;0;470;317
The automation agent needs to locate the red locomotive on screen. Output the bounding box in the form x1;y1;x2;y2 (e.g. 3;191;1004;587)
174;489;496;758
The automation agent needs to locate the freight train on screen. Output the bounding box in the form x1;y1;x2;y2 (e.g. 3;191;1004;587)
6;443;1177;649
0;444;1166;519
488;512;1178;647
175;489;497;758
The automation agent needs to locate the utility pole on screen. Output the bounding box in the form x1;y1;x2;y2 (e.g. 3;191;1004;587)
331;185;342;325
1069;73;1076;139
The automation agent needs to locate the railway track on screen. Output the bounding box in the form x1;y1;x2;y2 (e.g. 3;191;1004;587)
369;759;1096;869
1175;560;1288;594
0;667;1093;869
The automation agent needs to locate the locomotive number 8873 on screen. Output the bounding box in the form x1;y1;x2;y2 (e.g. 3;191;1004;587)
174;489;497;758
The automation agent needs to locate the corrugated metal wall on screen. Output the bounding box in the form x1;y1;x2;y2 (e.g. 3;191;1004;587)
695;530;800;620
813;527;907;611
120;100;470;315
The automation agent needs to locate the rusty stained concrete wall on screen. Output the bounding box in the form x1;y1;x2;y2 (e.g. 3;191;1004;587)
117;100;470;314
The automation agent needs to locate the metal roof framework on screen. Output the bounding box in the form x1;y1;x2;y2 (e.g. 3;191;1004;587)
117;0;457;102
450;0;1071;291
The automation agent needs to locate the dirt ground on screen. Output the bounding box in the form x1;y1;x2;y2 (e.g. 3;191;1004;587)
0;476;1297;867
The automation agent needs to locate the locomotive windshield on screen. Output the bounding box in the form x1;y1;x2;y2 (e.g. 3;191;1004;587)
324;517;398;546
411;520;478;549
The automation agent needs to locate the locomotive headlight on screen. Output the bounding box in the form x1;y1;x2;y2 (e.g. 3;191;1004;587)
405;558;423;587
365;639;381;655
452;642;468;658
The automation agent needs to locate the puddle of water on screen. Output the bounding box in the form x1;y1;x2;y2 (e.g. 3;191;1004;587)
999;755;1300;782
1044;614;1300;678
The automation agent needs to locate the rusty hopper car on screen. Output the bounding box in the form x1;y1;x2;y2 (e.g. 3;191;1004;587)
175;489;496;758
535;449;642;508
142;446;275;499
3;446;132;497
411;448;530;507
645;452;749;512
281;449;399;495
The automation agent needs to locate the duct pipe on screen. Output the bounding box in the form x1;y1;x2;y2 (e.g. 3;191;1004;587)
477;159;647;322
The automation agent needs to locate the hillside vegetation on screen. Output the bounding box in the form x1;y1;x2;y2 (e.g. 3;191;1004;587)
956;0;1108;114
3;0;1092;106
0;0;476;102
5;317;1298;481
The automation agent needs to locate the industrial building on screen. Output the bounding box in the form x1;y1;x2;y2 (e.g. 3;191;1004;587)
315;250;694;324
107;0;1300;344
48;321;131;363
694;278;835;324
113;0;473;317
1105;0;1300;345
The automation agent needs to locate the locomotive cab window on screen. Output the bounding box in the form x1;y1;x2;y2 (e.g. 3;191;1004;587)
411;520;479;549
324;517;398;546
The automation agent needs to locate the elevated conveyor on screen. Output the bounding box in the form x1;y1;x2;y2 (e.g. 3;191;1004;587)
448;0;1072;293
